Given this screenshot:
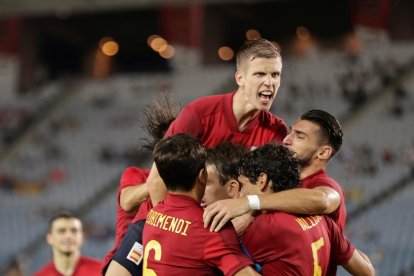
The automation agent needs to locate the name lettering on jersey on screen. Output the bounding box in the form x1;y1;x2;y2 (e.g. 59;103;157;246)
146;210;191;236
295;215;322;231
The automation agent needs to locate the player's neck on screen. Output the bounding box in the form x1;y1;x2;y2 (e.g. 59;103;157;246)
232;91;259;131
300;162;326;180
53;251;80;276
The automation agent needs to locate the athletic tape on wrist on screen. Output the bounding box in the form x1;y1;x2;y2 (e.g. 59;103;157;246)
247;195;260;210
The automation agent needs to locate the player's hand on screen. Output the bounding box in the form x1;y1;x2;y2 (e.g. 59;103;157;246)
231;213;254;237
203;197;250;232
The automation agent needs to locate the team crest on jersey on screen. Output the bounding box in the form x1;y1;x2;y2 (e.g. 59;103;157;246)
127;242;143;265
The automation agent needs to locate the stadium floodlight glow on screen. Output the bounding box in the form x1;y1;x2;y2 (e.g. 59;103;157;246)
159;45;175;59
151;37;167;52
246;29;261;40
218;46;234;61
147;34;161;47
296;26;311;40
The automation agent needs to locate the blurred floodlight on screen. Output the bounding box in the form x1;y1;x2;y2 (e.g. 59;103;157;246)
151;37;167;52
297;26;311;40
159;45;175;59
218;46;234;61
100;39;119;56
147;34;161;47
246;29;261;40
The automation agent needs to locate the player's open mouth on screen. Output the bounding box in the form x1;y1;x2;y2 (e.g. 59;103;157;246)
259;91;273;102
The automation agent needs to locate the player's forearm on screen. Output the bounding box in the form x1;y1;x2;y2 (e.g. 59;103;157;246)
342;250;375;276
258;188;332;215
120;184;149;212
147;163;168;205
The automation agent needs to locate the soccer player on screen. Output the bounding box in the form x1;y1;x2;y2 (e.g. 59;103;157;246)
143;133;259;275
148;38;288;206
204;109;347;232
236;143;374;275
103;92;179;274
34;212;101;276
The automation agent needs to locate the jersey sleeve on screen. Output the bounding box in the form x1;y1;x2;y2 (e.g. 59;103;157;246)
117;167;150;203
326;217;355;264
203;224;253;276
164;104;203;138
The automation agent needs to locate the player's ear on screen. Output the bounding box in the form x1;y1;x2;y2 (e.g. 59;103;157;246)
318;145;332;161
46;233;53;246
199;167;208;186
258;173;269;193
227;179;241;199
235;70;244;87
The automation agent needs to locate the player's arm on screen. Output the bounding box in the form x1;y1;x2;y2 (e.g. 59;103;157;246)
204;186;340;232
120;183;149;212
342;249;375;276
234;266;261;276
147;162;167;206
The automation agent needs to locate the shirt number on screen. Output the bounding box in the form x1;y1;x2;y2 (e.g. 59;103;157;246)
143;240;162;276
311;237;325;276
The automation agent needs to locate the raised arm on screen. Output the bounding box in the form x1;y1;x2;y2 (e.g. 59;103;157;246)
147;162;168;206
204;186;340;232
120;183;149;212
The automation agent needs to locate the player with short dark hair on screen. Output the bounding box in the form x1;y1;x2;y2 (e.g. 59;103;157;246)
143;134;259;275
34;212;101;276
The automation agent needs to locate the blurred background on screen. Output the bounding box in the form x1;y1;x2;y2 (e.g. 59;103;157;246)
0;0;413;275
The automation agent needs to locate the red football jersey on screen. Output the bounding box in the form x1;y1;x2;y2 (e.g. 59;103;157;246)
301;169;347;231
143;194;253;275
242;213;354;276
102;167;149;267
34;256;101;276
165;92;287;149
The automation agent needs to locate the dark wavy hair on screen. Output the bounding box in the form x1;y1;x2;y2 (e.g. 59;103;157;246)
142;92;181;151
207;142;249;186
238;142;301;192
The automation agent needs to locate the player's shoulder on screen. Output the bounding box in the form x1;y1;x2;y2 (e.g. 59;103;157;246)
187;92;229;109
260;110;286;126
122;166;150;178
79;256;102;267
33;262;55;276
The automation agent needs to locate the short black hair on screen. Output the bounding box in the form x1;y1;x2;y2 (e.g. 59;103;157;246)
153;133;206;192
301;109;343;156
238;142;301;192
48;212;80;232
207;142;249;186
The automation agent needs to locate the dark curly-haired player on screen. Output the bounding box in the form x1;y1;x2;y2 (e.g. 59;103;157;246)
237;143;374;276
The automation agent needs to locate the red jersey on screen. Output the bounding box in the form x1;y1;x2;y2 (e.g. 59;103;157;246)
165;92;287;149
143;194;253;275
301;169;347;231
132;197;153;223
102;167;149;267
34;256;101;276
242;213;354;276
